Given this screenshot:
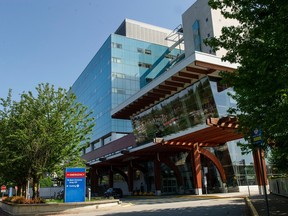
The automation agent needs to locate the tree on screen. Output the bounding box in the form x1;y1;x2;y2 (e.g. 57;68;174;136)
0;90;29;194
206;0;288;171
0;83;95;198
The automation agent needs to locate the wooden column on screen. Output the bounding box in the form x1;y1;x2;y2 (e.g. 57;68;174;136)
253;148;268;194
128;163;134;195
90;167;99;196
109;168;114;188
154;153;161;196
191;144;202;195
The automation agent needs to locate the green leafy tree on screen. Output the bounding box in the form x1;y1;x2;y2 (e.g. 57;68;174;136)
0;90;29;194
0;83;95;198
40;176;54;187
206;0;288;172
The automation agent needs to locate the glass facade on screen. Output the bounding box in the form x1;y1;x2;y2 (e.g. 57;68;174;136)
132;77;218;145
209;77;237;117
130;76;258;193
72;33;180;146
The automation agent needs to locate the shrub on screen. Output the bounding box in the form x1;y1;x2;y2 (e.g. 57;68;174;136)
2;196;46;204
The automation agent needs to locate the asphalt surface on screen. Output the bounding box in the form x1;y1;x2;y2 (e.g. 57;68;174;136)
249;193;288;216
0;193;288;216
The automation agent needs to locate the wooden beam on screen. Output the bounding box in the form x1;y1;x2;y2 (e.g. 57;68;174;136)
171;76;192;83
158;84;177;92
186;66;210;74
153;88;171;95
195;61;235;72
178;71;199;79
165;80;184;87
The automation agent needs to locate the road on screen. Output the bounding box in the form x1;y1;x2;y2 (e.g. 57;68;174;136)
50;196;246;216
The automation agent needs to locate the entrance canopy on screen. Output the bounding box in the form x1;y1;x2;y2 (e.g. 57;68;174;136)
85;116;242;166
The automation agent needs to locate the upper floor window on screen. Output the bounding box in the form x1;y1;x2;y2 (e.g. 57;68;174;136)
137;48;152;55
137;48;144;53
145;49;152;55
192;20;202;52
138;62;152;69
112;88;126;94
112;57;121;63
165;54;176;59
112;42;122;49
112;72;126;79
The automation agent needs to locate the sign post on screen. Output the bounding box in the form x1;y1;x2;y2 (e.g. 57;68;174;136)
64;167;86;203
251;128;270;216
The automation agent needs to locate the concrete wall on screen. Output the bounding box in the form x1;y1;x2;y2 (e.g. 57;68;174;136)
269;178;288;197
238;185;263;195
182;0;213;57
182;0;239;58
116;19;175;47
0;199;120;216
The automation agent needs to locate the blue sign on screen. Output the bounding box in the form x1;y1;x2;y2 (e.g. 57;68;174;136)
252;128;262;145
64;167;86;202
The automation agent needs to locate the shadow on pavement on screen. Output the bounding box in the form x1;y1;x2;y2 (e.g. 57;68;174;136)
250;194;288;216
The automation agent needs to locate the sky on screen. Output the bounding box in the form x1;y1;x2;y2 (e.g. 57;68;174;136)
0;0;196;101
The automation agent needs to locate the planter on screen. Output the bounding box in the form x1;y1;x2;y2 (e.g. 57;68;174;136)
0;199;120;215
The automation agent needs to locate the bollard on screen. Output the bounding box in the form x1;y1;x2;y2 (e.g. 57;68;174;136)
88;188;91;201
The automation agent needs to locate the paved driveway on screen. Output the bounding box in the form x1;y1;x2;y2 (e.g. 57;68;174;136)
50;196;246;216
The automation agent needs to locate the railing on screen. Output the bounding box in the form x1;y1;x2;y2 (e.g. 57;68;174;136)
269;177;288;197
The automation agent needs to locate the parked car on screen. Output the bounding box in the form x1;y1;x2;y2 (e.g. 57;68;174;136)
104;188;123;198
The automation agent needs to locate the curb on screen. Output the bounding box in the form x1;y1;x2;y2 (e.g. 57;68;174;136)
244;197;259;216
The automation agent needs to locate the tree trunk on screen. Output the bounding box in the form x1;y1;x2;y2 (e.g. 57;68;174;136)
32;176;40;199
32;181;35;199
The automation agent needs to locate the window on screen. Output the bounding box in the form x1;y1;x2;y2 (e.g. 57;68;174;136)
112;57;121;63
112;72;126;79
137;48;144;53
112;42;122;49
145;49;152;55
112;88;126;94
138;62;152;69
165;54;176;59
192;20;202;51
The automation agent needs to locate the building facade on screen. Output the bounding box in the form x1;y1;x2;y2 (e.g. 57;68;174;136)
72;19;182;152
73;0;268;196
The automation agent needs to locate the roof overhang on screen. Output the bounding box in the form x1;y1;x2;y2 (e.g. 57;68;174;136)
111;51;238;119
87;117;242;167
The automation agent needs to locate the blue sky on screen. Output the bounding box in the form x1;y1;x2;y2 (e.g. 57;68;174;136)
0;0;195;101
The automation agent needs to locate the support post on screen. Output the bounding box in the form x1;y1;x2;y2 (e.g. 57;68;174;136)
253;149;268;194
109;168;113;188
90;168;99;196
191;144;202;195
154;154;161;196
128;162;134;195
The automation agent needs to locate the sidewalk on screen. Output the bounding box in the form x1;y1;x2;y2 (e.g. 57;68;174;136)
249;193;288;216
